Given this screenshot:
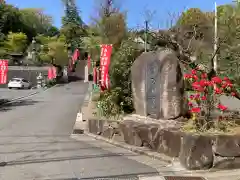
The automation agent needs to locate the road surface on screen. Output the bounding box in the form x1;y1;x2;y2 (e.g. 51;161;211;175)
0;88;42;101
0;82;170;180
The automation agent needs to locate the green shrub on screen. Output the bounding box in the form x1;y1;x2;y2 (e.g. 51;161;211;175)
96;37;141;118
45;79;56;88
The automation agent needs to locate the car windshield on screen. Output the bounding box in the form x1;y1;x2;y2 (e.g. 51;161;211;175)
11;78;21;82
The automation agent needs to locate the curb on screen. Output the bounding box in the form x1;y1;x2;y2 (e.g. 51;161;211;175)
71;82;93;134
80;132;173;164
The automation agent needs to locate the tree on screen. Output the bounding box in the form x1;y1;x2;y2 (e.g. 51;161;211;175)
48;40;68;66
20;8;56;39
4;32;28;53
215;3;240;78
84;1;142;118
0;3;23;35
61;0;86;51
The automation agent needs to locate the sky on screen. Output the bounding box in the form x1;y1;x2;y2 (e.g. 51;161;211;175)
5;0;233;30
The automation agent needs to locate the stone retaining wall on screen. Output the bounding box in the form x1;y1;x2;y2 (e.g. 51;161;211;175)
0;66;49;88
86;117;240;171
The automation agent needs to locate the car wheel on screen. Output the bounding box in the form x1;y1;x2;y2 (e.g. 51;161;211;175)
8;87;12;89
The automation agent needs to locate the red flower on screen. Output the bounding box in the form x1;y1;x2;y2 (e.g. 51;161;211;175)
191;107;201;113
231;92;236;96
191;69;197;75
189;95;195;100
223;77;231;82
214;87;223;94
192;82;204;92
192;75;198;81
212;76;222;84
188;102;193;106
199;79;208;87
201;96;207;100
201;73;207;79
222;83;228;88
206;80;213;86
195;94;200;99
184;74;192;79
218;104;227;111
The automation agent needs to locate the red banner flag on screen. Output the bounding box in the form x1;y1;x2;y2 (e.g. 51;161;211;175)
100;44;112;90
48;67;53;80
48;66;57;80
52;66;57;78
72;49;80;64
0;60;8;84
87;55;91;69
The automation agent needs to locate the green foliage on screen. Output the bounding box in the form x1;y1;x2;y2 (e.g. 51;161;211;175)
4;32;28;53
95;37;141;118
45;79;57;88
34;34;68;65
177;8;210;27
98;13;127;48
61;0;86;51
19;8;58;38
0;1;60;64
83;2;139;118
0;3;23;34
96;88;124;119
48;40;68;66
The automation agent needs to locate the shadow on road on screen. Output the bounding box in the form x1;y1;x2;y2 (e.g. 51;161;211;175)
0;99;11;105
0;99;39;112
68;76;83;82
4;153;140;166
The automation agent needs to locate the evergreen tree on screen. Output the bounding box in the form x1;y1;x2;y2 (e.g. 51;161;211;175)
61;0;86;52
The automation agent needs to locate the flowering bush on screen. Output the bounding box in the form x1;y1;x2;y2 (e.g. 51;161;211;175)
183;68;239;133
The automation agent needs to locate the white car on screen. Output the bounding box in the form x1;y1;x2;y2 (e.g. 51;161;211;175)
8;78;31;89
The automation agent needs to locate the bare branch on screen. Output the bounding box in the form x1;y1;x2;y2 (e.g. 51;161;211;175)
186;25;197;51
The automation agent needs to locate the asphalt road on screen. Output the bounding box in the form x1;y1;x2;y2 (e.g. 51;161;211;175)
0;82;169;180
0;88;42;101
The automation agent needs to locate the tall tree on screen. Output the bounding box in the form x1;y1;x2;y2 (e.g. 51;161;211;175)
94;0;126;47
61;0;86;51
20;8;58;39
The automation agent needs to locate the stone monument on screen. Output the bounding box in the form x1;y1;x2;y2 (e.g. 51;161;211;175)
131;47;184;120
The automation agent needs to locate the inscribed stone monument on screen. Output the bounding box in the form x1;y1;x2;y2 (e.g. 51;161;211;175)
131;47;184;119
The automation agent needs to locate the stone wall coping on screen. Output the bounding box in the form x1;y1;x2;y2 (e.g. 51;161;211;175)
123;114;181;128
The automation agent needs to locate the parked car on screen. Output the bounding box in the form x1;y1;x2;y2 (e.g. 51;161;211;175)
8;78;31;89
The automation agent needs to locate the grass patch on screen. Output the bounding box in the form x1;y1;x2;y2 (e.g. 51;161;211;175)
181;118;240;135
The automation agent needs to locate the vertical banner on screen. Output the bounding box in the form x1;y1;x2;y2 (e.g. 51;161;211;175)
52;66;57;78
100;44;112;90
0;60;8;84
48;66;57;80
87;55;91;69
72;49;80;64
48;66;53;80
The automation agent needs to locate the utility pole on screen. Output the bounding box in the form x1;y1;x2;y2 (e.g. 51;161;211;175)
213;2;218;72
144;20;148;52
